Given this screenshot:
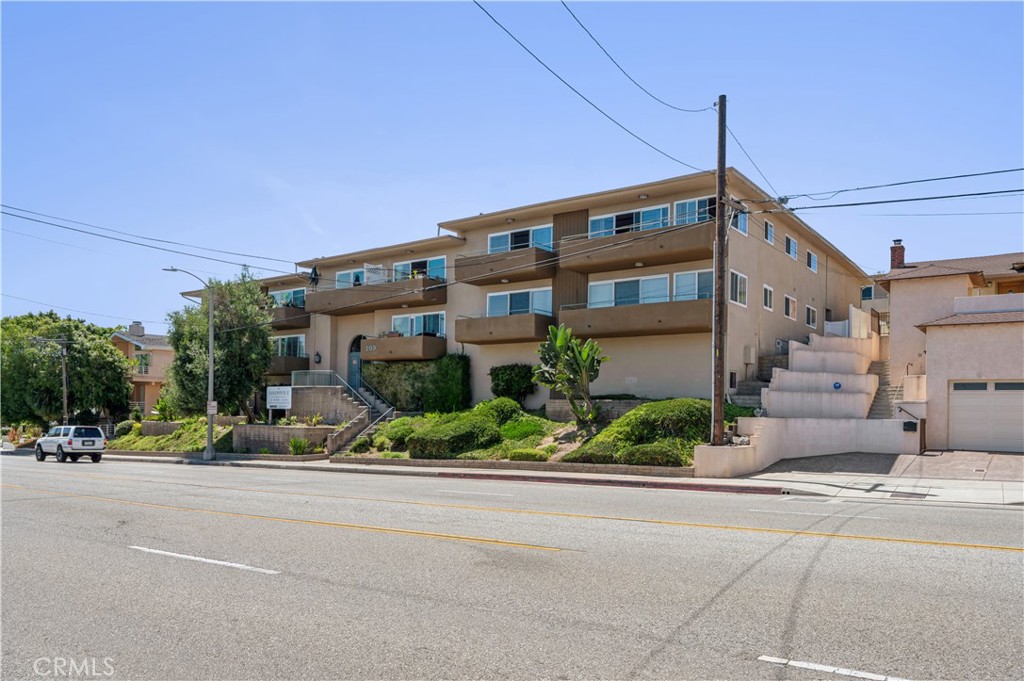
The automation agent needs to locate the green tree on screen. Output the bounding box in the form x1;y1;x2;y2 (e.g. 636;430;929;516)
166;271;273;418
0;312;133;425
534;324;608;426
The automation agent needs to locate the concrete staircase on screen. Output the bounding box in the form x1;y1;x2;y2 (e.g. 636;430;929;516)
731;381;768;409
866;361;902;419
334;387;397;454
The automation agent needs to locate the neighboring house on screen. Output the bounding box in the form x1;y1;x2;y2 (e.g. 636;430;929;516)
110;322;174;416
876;241;1024;452
286;168;868;409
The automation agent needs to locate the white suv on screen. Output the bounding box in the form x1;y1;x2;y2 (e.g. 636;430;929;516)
36;425;106;463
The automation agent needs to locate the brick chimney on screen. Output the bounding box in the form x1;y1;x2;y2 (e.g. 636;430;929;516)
128;321;144;336
890;239;905;269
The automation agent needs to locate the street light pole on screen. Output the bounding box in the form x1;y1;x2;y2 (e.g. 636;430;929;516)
165;267;216;461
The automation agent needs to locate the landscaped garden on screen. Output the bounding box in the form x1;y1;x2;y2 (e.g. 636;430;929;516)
106;417;234;453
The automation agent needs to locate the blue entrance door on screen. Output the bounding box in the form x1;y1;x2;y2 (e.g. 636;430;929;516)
349;351;361;389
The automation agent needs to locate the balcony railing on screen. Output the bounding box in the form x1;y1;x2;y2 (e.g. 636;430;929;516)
268;354;310;375
558;298;713;338
455;312;554;345
270;305;310;330
305;275;447;316
360;334;447;361
559;220;714;274
454;247;556;286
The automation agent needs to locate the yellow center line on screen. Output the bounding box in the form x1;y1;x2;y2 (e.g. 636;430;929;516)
0;484;561;552
6;471;1023;554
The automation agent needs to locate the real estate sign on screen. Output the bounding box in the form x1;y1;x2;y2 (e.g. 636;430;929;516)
266;386;292;410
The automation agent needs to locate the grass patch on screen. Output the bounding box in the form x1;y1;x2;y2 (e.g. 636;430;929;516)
107;417;233;453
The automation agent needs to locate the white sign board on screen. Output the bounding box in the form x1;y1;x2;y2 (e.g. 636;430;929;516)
266;386;292;410
206;400;218;415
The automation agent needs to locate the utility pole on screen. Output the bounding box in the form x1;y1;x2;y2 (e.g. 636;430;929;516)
712;93;728;446
31;337;71;425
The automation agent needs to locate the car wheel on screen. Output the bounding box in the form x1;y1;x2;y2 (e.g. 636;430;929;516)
35;445;46;461
91;454;102;463
56;447;67;463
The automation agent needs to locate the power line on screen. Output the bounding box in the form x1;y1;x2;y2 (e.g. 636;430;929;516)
862;211;1024;217
2;204;296;265
558;1;712;114
2;293;168;326
471;1;708;173
1;211;294;275
753;189;1024;213
754;168;1024;203
725;124;780;196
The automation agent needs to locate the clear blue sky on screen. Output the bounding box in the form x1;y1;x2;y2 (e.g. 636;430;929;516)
3;1;1022;332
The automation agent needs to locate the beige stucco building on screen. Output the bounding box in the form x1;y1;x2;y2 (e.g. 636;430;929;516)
877;242;1024;452
111;322;174;416
257;169;868;410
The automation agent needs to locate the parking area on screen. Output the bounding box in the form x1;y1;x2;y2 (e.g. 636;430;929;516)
756;450;1023;482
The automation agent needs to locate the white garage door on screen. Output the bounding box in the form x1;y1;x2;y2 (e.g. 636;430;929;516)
948;381;1024;452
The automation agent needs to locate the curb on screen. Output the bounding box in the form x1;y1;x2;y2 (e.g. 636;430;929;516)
98;454;795;496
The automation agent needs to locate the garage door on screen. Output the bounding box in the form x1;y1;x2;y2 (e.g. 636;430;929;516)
948;381;1024;452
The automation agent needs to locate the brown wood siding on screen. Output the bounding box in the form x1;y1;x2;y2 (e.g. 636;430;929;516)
552;209;589;321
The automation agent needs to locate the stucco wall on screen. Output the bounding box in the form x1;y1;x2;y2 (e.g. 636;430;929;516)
921;322;1024;449
887;275;972;377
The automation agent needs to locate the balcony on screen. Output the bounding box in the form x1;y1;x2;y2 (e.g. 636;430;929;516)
306;276;447;316
360;335;448;361
455;313;555;345
455;247;555;286
558;298;713;338
270;305;310;330
268;355;309;375
559;222;714;274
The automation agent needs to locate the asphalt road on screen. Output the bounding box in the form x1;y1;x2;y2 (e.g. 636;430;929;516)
2;455;1022;680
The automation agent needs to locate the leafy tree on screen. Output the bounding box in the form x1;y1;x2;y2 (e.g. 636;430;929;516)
0;312;132;425
534;324;608;426
488;363;537;406
166;271;272;419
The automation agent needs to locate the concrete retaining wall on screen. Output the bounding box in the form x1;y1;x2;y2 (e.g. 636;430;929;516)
763;391;874;419
288;387;364;425
332;456;694;478
233;425;336;455
140;421;181;436
807;332;879;360
546;399;648;423
769;370;878;394
790;347;871;374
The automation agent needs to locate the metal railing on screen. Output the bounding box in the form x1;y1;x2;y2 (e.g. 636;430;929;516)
890;362;912;414
355;379;395;439
307;270;447;293
456;309;554;319
455;243;554;258
560;216;713;243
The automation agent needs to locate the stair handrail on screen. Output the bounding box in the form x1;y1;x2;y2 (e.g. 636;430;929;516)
359;379;393;414
351;378;395;441
890;362;912;410
292;369;375;411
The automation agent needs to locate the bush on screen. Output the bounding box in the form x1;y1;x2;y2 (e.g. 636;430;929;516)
474;397;521;425
114;420;135;438
379;417;422;451
407;414;500;459
372;434;392;451
489;363;537;405
362;354;472;412
288;437;310;456
499;418;544;440
258;447;272;455
507;448;550;462
131;407;142;423
349;436;372;454
616;441;683;467
380;451;409;459
561;441;617;464
303;412;325;426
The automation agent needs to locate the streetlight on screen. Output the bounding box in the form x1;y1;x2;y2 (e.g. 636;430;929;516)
164;267;216;461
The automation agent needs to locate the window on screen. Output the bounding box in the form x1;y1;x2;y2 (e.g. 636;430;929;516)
487;288;552;317
73;427;103;438
136;353;151;375
763;220;775;244
805;306;817;329
60;427;72;437
674;197;716;225
861;285;875;301
806;250;818;273
588;275;669;308
488;225;553;253
394;257;446;281
392;312;445;338
763;285;774;311
952;382;987;391
673;269;713;301
729;270;748;306
589;206;669;238
47;427;61;437
995;382;1024;391
336;269;364;289
784;295;796;320
273;335;306;357
785;235;798;259
729;211;748;235
270;288;306;308
729;371;737;389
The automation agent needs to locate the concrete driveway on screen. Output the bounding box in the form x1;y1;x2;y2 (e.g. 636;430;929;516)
757;450;1023;482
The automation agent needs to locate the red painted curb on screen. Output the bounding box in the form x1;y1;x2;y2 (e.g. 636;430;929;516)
435;471;787;495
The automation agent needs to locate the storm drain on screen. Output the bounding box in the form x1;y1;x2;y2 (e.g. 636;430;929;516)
890;491;928;499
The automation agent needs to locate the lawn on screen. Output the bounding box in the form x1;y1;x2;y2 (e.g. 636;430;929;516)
107;417;234;453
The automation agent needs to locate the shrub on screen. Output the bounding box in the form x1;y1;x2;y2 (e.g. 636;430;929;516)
380;417;421;451
380;451;409;459
407;414;500;459
303;412;325;426
561;441;617;464
114;420;135;438
362;354;472;412
131;407;142;423
131;422;142;436
372;434;392;451
489;363;537;406
616;441;683;467
288;437;310;456
507;448;550;462
474;397;521;425
258;447;272;455
349;436;372;454
499;417;544;440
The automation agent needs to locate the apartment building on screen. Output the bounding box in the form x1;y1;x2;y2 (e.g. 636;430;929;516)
273;168;867;409
110;322;174;415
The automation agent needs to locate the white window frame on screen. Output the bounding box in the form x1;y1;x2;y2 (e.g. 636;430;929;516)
673;269;714;301
729;211;748;236
589;204;671;238
762;285;774;312
674;196;717;225
763;219;775;244
784;295;797;320
805;305;817;329
393;256;447;281
587;274;670;308
335;269;364;289
806;250;818;273
486;287;553;317
728;270;748;307
785;235;799;260
269;287;306;307
273;334;306;357
861;285;875;301
487;225;554;254
391;311;446;338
